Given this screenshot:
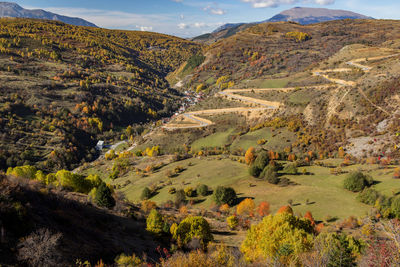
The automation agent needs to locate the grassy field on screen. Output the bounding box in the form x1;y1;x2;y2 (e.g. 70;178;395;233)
191;128;235;150
243;78;290;88
81;154;400;222
230;128;296;152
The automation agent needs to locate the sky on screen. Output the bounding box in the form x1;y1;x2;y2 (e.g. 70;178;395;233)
11;0;400;37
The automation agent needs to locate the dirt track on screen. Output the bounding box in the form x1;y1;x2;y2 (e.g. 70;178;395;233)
163;53;399;130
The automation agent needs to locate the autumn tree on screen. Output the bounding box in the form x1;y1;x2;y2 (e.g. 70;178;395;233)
277;205;293;214
304;211;316;226
241;212;314;262
146;209;167;236
227;215;239;230
237;198;255;217
257;201;270;217
173;216;213;249
245;147;256;165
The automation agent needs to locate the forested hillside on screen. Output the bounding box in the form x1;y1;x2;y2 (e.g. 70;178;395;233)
0;18;201;171
186;20;400;90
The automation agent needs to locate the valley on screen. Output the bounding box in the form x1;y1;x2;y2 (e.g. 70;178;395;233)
3;8;400;266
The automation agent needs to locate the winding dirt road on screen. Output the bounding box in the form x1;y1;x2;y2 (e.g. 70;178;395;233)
163;53;399;130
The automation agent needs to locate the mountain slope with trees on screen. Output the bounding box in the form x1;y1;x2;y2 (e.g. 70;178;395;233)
0;18;201;172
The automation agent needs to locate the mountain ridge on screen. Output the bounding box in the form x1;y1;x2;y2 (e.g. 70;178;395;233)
194;7;372;44
0;2;97;27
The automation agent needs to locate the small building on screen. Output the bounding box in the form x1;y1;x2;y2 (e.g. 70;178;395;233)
96;140;104;150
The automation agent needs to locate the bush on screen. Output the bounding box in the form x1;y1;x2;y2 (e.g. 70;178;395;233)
313;233;361;267
248;151;270;178
285;31;312;42
141;187;152;200
248;164;262;177
357;188;380;205
94;182;115;209
175;189;186;206
197;184;209;196
241;212;314;262
237;198;255;217
391;196;400;218
173;216;213;248
146;209;166;236
254;151;269;170
261;165;279;184
168;187;176;194
227;215;239;230
213;186;237;206
283;163;298;175
343;172;373;192
184;187;195;197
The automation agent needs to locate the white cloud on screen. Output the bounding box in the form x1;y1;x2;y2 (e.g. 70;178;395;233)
241;0;334;8
203;6;226;15
171;0;183;2
178;23;189;29
136;25;153;31
177;22;224;29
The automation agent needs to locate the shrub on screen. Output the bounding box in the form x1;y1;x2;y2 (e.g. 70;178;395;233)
146;209;166;236
277;205;293;214
6;165;37;179
184;187;195;197
343;172;373;192
357;188;380;205
115;253;142;266
254;151;269;170
197;184;209;196
261;165;279;184
175;189;186;206
94;182;115;209
248;164;262;177
237;198;255;217
55;170;94;193
174;216;213;248
313;233;361;267
141;200;157;213
241;212;314;262
141;187;152;200
257;201;270;217
227;215;239;230
168;187;176;194
248;151;270;178
219;204;230;214
213;186;237;206
285;31;311;42
283;163;298;175
391;196;400;218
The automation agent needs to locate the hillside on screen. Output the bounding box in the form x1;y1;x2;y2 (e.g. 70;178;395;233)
193;7;371;44
4;9;400;267
0;174;161;265
0;2;97;27
186;20;400;90
0;18;201;172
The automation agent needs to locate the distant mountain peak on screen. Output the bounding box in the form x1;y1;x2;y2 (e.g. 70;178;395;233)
266;7;372;24
0;1;97;27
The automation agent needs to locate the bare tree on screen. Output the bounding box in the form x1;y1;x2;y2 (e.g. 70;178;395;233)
17;228;62;267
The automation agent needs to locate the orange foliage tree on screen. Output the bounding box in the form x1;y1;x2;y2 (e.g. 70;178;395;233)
304;211;316;226
277;205;293;215
257;201;270;217
245;147;256;165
